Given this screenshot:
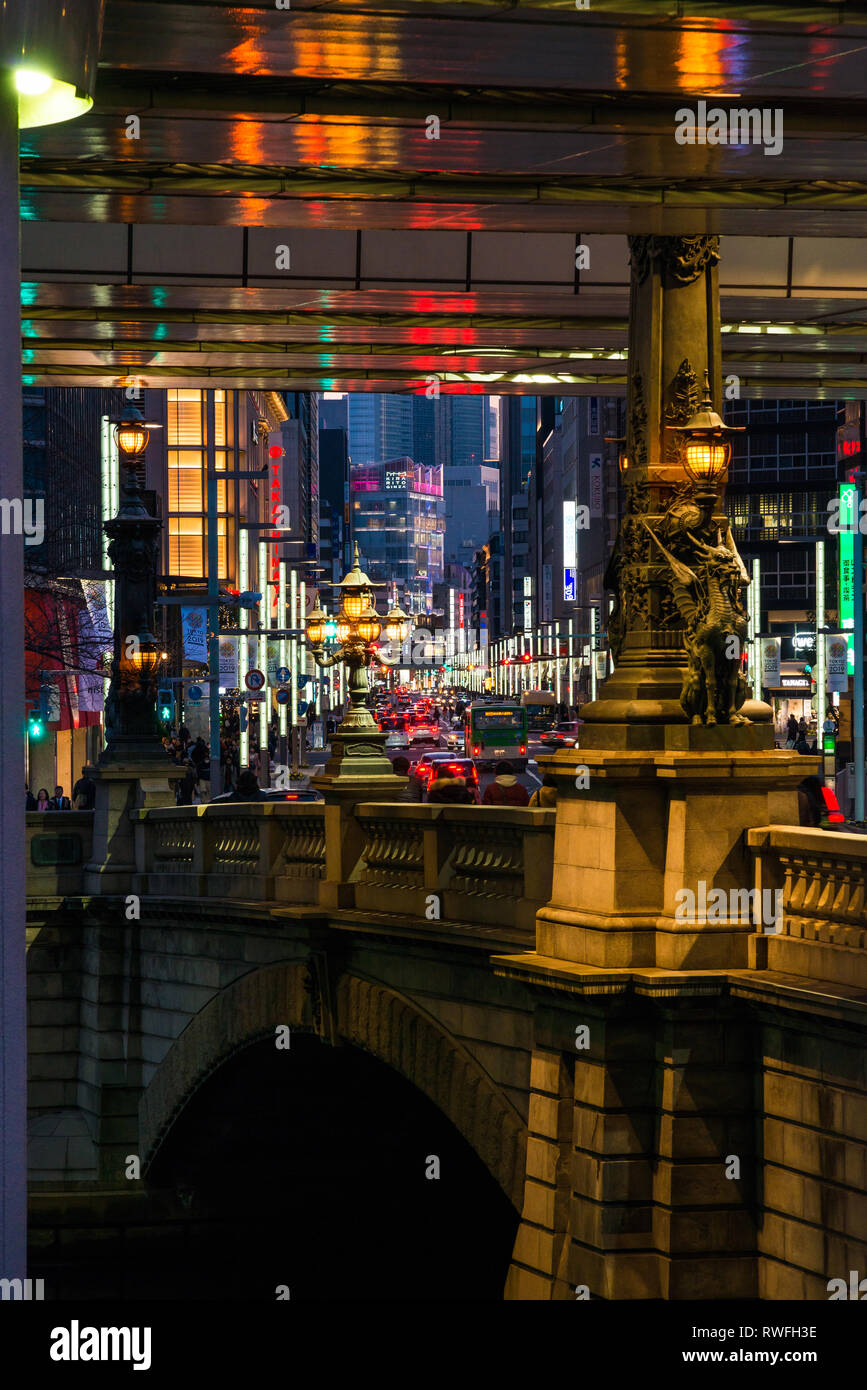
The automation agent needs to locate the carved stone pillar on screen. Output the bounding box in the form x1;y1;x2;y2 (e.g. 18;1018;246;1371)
580;234;771;752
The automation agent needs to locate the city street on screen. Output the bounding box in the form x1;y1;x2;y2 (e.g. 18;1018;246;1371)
5;0;867;1340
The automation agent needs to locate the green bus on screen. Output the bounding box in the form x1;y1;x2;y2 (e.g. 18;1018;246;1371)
464;703;529;772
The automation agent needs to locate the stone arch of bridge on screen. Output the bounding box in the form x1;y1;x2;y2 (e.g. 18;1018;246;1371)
139;960;527;1207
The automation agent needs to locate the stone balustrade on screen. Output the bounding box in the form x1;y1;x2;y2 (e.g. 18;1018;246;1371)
353;804;556;934
132;803;327;904
125;801;554;934
747;825;867;987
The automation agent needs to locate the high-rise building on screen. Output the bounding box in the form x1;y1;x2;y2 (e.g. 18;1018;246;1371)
319;426;351;583
350;456;444;610
443;464;499;570
484;396;501;463
348;394;413;467
725;397;841;735
448;395;486;468
412;396;437;471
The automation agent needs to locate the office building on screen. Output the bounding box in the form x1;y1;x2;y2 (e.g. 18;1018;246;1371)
350;456;444;611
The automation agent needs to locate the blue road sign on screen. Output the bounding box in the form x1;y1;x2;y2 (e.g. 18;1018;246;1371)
297;700;308;717
275;666;291;684
276;688;291;705
187;684;203;702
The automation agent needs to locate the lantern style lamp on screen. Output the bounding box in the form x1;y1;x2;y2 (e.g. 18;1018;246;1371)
384;601;410;645
305;600;327;648
125;631;163;681
356;604;382;645
113;404;162;459
667;370;743;488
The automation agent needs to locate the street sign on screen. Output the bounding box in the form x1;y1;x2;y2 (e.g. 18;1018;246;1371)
187;684;203;702
297;674;309;689
297;700;308;717
275;666;291;684
245;669;266;691
320;676;330;689
276;688;291;705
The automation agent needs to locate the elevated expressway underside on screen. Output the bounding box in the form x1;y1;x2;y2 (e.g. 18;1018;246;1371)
19;0;867;395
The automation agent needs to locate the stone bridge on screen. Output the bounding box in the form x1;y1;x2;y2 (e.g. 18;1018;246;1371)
25;793;867;1301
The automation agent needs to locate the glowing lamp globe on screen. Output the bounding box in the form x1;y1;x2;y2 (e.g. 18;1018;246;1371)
305;602;327;646
357;607;382;644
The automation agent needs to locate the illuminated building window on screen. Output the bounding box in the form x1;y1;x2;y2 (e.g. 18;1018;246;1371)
166;389;233;578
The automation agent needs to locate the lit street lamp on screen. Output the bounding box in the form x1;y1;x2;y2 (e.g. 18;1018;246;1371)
305;545;410;788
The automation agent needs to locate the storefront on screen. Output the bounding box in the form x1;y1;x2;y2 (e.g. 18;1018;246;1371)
767;661;814;740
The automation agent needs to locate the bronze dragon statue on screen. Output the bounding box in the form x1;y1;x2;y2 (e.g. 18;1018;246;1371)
644;521;751;726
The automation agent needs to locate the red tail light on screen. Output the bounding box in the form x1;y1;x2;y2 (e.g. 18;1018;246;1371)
820;787;845;823
473;746;480;756
519;744;526;755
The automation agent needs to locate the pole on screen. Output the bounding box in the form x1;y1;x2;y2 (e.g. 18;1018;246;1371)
299;579;307;768
854;486;866;821
290;568;299;775
278;560;288;760
206;392;221;795
815;540;826;753
0;76;26;1279
257;540;269;784
239;526;249;770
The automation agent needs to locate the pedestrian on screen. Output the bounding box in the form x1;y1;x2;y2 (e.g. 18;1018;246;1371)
35;787;51;811
26;786;37;811
72;767;96;810
482;761;530;807
48;785;71;810
175;759;198;806
798;716;808;739
427;766;476;804
190;736;208;770
795;734;813;755
528;773;558;808
226;769;265;802
786;714;798;745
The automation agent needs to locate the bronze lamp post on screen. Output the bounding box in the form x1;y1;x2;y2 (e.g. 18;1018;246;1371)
305;546;410;787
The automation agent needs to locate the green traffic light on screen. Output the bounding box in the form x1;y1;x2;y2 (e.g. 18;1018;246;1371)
159;705;172;721
28;717;46;740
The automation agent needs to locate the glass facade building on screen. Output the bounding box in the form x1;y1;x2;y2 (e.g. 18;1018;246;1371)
351;456;445;608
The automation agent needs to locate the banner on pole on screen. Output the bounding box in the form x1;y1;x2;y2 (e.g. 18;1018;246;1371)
760;637;781;687
181;607;209;664
826;635;849;693
218;635;238;685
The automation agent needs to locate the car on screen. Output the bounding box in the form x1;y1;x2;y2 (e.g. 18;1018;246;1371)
211;787;322;803
408;750;456;797
424;757;480;802
386;730;409;749
540;721;581;749
409;722;442;745
444;730;461;750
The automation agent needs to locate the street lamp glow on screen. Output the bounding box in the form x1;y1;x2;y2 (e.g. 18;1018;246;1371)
14;69;94;128
15;69;52;96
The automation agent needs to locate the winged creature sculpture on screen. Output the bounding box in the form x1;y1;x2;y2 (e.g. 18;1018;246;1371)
644;521;751;726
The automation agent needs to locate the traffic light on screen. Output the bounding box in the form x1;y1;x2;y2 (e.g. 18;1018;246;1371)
157;687;174;722
28;682;51;740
